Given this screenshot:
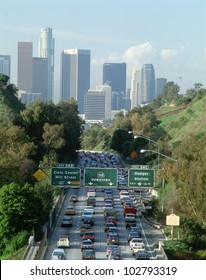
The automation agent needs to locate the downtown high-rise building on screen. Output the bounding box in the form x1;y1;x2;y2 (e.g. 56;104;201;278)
60;49;90;114
84;84;111;121
0;55;11;78
130;69;141;109
103;62;126;110
17;42;33;92
17;41;49;103
140;63;155;104
38;27;54;102
130;64;156;109
156;78;167;97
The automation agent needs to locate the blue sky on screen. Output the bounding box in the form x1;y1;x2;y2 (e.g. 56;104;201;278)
1;0;206;99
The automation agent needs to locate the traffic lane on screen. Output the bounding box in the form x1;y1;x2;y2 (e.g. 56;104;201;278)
43;187;86;260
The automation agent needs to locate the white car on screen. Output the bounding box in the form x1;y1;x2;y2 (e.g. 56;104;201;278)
82;212;93;220
57;235;70;248
87;189;96;197
51;248;66;260
84;206;95;214
130;238;143;248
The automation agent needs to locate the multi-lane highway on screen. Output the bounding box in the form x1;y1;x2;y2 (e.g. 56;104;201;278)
43;185;165;260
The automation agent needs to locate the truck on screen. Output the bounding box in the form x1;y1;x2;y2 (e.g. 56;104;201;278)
124;206;137;216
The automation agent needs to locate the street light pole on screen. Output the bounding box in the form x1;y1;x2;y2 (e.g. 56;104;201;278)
134;135;160;171
140;149;178;163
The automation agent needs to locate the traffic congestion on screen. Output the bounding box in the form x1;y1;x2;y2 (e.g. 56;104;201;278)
44;151;164;260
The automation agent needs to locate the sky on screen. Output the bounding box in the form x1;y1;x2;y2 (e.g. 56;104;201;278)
1;0;206;101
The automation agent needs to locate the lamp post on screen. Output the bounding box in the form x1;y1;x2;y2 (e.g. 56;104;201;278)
140;149;178;163
133;135;160;171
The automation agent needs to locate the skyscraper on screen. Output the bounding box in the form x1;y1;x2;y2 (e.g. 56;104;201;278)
39;27;54;102
140;64;155;103
0;55;11;77
103;62;126;110
103;63;126;94
156;78;167;97
61;49;90;114
33;57;48;101
130;69;141;109
18;42;33;92
84;85;111;121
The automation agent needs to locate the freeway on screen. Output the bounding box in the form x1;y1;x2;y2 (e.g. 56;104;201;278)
43;186;165;260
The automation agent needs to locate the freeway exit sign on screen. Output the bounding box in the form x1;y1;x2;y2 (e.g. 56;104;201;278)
51;167;80;186
128;168;155;188
85;168;118;187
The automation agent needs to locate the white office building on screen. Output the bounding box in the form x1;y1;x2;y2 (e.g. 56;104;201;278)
39;27;54;102
84;85;111;121
61;49;90;114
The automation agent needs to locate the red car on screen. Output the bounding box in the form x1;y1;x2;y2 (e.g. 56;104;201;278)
105;216;117;226
82;231;95;242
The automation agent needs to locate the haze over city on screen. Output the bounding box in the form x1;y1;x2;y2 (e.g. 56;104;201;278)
1;0;206;102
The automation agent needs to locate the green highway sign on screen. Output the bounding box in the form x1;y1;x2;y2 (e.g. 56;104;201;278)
85;168;118;187
128;168;155;188
51;167;80;186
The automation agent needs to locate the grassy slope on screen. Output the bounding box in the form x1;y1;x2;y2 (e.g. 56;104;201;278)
155;96;206;144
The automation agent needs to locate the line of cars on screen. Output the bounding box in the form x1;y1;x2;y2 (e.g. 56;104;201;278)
79;189;97;259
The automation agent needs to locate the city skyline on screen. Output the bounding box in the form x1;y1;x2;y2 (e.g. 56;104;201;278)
1;0;206;102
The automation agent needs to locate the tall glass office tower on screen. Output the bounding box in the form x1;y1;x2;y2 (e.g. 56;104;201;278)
39;27;54;102
140;64;155;104
61;49;90;114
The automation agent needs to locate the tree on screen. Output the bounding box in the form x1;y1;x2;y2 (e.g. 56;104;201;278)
0;182;45;241
152;81;180;108
0;125;36;186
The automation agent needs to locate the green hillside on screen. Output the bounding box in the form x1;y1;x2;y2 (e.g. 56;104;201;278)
155;96;206;144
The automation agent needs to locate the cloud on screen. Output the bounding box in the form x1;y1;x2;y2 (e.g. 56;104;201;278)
92;42;155;68
160;48;178;59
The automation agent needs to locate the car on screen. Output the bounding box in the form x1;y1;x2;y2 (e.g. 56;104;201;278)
80;224;92;235
108;251;123;260
125;219;136;229
127;231;141;242
82;212;93;220
81;239;94;251
106;245;119;257
104;199;113;205
65;205;75;215
82;216;95;226
51;248;66;260
84;206;95;214
104;222;116;232
82;231;95;242
61;216;72;227
87;197;96;206
105;216;117;226
129;226;142;237
107;227;119;236
87;189;96;197
82;249;95;259
103;203;113;210
130;238;143;248
57;234;70;248
131;243;146;255
135;249;150;260
107;233;120;245
69;194;78;202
